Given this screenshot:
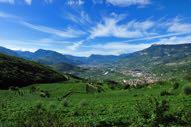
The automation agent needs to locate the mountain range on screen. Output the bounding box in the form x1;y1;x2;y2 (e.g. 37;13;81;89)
0;46;123;66
1;43;191;81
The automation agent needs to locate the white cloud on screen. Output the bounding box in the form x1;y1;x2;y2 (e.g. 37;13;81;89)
90;17;155;39
123;31;191;43
0;37;80;52
155;35;191;45
83;42;151;55
105;0;150;7
21;21;86;38
0;11;18;19
167;21;191;33
80;35;191;56
24;0;32;5
0;0;14;4
65;11;92;25
0;11;86;38
0;0;53;5
67;0;84;6
66;41;83;51
1;35;191;57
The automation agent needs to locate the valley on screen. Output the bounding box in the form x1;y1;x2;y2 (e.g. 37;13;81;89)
2;43;191;85
1;1;191;126
1;43;191;126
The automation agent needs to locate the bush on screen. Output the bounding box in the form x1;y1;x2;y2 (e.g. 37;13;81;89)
183;85;191;95
133;97;179;126
14;103;64;127
62;99;69;107
96;85;105;93
160;90;172;96
123;84;131;90
78;99;88;107
105;80;120;90
29;86;38;93
40;90;50;98
173;82;180;90
86;83;98;93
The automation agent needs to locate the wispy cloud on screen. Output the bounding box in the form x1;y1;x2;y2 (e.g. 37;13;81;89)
155;35;191;45
66;41;83;51
80;34;191;56
82;42;151;56
24;0;32;5
96;0;151;7
0;37;81;52
21;21;86;38
0;0;31;5
167;19;191;33
2;34;191;57
0;0;53;5
65;11;92;26
123;31;191;43
66;0;84;7
0;0;14;4
89;16;155;39
0;11;85;38
0;11;19;19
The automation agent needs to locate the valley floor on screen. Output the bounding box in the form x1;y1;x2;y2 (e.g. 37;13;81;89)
0;80;191;127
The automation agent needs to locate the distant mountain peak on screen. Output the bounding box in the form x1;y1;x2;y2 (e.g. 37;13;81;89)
151;43;161;46
35;49;52;53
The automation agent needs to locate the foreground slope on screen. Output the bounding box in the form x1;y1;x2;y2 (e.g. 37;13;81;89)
0;79;191;126
0;53;68;89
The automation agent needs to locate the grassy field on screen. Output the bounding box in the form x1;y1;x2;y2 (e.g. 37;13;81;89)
0;79;191;127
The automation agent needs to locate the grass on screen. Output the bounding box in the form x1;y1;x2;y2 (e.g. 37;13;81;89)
0;79;191;126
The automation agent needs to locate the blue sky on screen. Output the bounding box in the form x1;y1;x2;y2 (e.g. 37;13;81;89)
0;0;191;56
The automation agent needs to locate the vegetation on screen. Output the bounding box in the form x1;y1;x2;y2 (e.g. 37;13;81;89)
0;53;68;89
1;44;191;126
0;79;191;126
183;84;191;95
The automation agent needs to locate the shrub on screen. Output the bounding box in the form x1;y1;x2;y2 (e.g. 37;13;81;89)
106;80;120;90
173;82;180;90
160;90;172;96
9;86;19;91
123;84;131;90
78;99;88;108
133;97;179;126
29;86;38;93
14;103;64;127
86;83;98;93
183;85;191;95
40;90;50;98
62;99;69;107
97;85;105;93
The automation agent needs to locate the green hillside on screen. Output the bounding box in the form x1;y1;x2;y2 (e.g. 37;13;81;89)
0;53;68;89
0;79;191;126
113;44;191;79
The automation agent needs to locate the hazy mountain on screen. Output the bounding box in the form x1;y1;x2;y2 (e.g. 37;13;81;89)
31;49;80;65
0;46;119;65
1;43;191;80
0;46;19;56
